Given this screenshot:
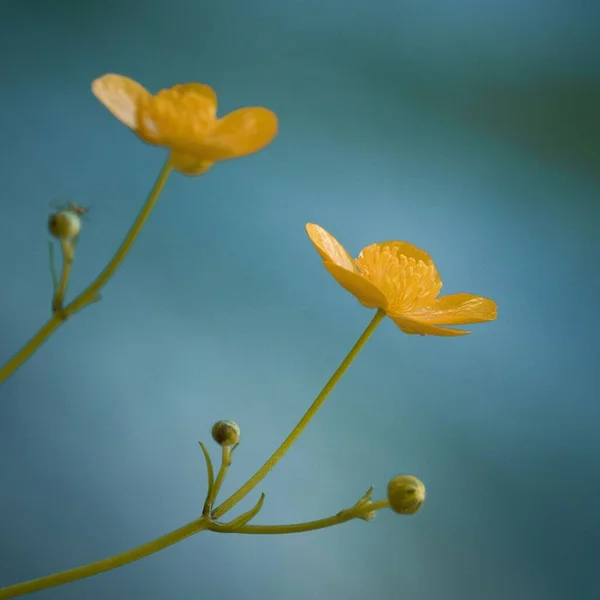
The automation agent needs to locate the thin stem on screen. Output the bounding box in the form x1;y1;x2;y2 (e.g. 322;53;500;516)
199;442;215;515
0;315;64;382
212;309;386;520
208;492;266;533
48;242;58;296
52;239;74;313
0;159;173;384
0;517;209;599
232;500;390;535
207;446;231;513
64;159;172;315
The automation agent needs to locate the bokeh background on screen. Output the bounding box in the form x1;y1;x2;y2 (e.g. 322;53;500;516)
1;1;598;599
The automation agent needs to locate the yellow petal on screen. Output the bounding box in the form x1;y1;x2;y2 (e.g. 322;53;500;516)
169;151;213;176
306;224;356;271
414;294;498;325
183;107;278;160
388;313;470;337
92;74;150;129
323;260;388;309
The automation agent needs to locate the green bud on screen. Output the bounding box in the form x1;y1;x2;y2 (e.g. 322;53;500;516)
387;475;426;515
211;420;240;447
48;210;81;240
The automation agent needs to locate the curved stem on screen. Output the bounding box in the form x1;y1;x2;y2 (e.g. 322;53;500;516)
0;315;63;382
52;239;74;312
0;159;173;384
199;442;215;515
65;159;172;315
48;242;59;296
207;446;231;513
232;500;389;535
209;492;266;533
0;516;209;599
212;309;386;519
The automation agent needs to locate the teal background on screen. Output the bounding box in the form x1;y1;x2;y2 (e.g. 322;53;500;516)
1;1;598;599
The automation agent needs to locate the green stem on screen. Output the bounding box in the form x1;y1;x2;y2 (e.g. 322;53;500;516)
232;500;389;535
0;159;173;384
206;445;231;513
208;493;266;533
0;517;209;599
64;159;172;315
0;315;63;382
52;239;74;313
48;242;58;296
199;442;215;515
212;309;386;520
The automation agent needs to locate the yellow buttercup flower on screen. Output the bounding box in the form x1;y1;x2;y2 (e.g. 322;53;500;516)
306;223;497;336
92;74;278;175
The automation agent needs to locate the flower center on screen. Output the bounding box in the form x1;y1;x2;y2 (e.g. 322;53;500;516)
355;244;442;313
137;87;216;149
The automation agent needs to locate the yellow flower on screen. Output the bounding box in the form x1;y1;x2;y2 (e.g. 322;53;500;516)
91;74;278;175
306;224;497;337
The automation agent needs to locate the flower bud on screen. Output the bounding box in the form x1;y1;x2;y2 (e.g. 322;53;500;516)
387;475;426;515
48;210;81;240
211;420;240;447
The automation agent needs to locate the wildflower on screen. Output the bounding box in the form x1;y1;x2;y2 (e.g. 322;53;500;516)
92;74;278;175
306;224;497;336
387;475;426;515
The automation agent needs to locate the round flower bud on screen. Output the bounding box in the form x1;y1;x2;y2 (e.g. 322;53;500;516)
387;475;426;515
211;420;240;447
48;210;81;240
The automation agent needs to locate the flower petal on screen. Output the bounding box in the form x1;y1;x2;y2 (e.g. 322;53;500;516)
388;313;470;336
92;74;150;129
185;107;278;160
306;224;356;271
170;151;213;176
323;260;388;309
414;294;498;325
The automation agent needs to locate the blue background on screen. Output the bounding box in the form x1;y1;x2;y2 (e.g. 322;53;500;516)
1;1;598;598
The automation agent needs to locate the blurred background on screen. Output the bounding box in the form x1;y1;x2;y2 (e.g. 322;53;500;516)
0;0;598;598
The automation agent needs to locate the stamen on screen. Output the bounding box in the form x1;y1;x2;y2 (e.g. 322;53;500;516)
142;91;217;147
355;245;442;313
